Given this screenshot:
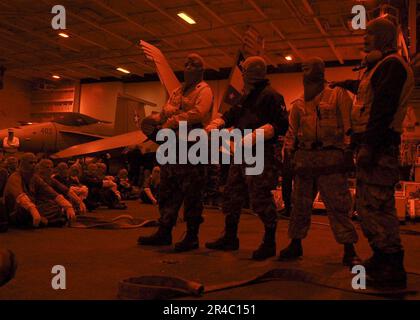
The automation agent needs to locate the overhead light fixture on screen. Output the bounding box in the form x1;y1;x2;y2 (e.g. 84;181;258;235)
58;32;69;38
285;55;293;61
116;67;130;74
177;12;196;24
52;75;61;79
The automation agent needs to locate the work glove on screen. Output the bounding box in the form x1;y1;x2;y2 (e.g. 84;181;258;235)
102;180;116;189
55;195;76;223
162;103;179;117
16;193;42;228
29;207;42;228
65;207;76;223
78;201;87;216
356;145;375;168
67;190;86;215
114;189;122;201
205;118;226;133
221;132;253;156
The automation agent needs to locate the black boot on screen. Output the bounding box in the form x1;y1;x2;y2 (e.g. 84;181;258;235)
137;225;172;246
205;223;239;251
363;247;382;275
278;239;303;261
365;250;407;289
342;243;362;267
279;205;292;218
174;221;200;252
252;226;277;261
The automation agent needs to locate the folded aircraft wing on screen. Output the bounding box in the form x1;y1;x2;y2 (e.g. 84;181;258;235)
51;130;150;159
139;40;180;94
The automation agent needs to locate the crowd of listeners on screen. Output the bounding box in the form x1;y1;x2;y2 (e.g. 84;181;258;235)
0;152;161;229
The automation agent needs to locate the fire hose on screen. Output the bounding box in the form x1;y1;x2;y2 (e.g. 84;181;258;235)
118;268;419;300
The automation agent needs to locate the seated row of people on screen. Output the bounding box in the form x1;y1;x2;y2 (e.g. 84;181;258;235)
3;153;76;228
0;154;129;229
81;162;127;211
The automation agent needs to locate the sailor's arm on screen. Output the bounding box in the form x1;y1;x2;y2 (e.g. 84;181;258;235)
163;86;213;129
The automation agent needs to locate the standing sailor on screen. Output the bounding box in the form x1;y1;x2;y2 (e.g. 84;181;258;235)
331;17;414;288
279;57;360;266
138;53;214;252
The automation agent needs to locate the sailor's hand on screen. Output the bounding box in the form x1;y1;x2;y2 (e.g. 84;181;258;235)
149;113;162;122
29;207;42;227
78;201;87;215
162;117;179;129
102;180;116;188
205;118;226;133
163;103;179;117
65;207;76;223
205;124;219;133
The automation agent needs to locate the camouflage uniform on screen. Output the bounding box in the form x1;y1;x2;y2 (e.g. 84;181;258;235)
349;53;414;254
288;149;357;243
328;18;415;285
219;79;288;229
159;164;205;226
285;86;358;244
205;76;288;261
355;147;402;252
222;145;278;228
138;53;214;251
158;81;213;228
203;164;221;206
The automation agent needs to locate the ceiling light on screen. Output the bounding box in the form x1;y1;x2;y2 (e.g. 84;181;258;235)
177;12;196;24
285;55;293;61
52;75;61;79
116;67;130;74
58;32;69;38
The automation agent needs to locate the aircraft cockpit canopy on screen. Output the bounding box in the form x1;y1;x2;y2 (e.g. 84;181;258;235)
51;113;109;126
